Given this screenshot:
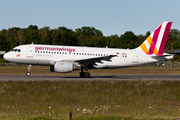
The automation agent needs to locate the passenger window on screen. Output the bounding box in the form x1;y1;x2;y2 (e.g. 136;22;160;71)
79;53;81;55
122;53;127;57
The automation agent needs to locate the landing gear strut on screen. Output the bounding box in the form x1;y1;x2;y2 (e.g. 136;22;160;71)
26;65;32;76
79;68;91;78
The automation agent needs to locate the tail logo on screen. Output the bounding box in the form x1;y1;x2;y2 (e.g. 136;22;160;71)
140;22;172;56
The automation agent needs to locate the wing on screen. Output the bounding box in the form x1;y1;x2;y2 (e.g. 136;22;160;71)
75;55;117;67
49;55;117;68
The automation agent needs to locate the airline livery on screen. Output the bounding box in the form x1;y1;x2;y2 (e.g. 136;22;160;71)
3;22;174;77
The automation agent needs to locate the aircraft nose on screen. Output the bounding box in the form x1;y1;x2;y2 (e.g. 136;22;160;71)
3;53;10;61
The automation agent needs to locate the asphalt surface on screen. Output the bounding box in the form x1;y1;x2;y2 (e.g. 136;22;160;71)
0;75;180;81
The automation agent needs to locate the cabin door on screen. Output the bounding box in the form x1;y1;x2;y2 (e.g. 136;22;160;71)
133;51;139;63
27;46;33;58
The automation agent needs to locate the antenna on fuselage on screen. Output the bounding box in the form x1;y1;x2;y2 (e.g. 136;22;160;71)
31;42;34;45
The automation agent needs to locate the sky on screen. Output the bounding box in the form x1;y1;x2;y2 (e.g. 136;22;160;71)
0;0;180;36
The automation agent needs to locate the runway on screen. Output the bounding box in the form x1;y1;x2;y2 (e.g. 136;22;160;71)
0;75;180;81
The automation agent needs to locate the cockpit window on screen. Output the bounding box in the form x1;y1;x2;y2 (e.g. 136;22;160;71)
11;49;21;52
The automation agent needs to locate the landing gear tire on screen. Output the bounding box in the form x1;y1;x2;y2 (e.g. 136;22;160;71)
79;72;91;78
26;72;31;76
84;72;90;78
80;67;91;78
80;72;85;77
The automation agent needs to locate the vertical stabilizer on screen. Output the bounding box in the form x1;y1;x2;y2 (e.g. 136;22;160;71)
137;22;172;55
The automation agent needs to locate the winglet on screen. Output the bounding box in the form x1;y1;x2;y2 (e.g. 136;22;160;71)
139;22;172;56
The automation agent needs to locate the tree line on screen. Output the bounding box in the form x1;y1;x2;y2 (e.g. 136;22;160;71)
0;25;180;53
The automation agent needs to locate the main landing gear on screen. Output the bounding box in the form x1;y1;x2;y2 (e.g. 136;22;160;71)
79;68;91;78
26;65;32;76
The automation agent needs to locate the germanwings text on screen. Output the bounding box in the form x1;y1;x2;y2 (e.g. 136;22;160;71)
35;47;75;53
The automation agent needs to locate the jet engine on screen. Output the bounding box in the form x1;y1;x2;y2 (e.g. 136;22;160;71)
50;61;73;73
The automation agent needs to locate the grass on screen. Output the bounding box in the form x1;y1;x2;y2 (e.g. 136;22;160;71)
1;66;180;119
0;81;180;119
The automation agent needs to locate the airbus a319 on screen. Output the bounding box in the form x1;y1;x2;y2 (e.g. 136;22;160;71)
3;21;174;77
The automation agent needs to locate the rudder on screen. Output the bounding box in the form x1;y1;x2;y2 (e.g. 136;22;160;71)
139;21;172;56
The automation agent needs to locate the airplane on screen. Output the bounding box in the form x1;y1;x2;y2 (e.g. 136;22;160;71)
3;21;174;78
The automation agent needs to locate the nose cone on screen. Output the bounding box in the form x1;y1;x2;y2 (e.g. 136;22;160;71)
3;52;19;63
3;53;7;60
3;53;10;61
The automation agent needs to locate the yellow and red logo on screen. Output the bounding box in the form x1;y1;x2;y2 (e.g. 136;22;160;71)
16;54;20;57
140;22;172;56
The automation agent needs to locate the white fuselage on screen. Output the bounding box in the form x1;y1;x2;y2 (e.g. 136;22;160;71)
3;44;174;69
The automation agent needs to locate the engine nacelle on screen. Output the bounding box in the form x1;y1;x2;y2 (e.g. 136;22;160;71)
50;61;73;73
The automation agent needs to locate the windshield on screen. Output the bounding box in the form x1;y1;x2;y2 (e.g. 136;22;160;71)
11;49;21;52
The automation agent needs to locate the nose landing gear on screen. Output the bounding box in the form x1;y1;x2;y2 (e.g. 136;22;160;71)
26;65;32;76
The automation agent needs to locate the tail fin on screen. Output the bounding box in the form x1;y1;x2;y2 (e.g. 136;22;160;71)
138;21;172;56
